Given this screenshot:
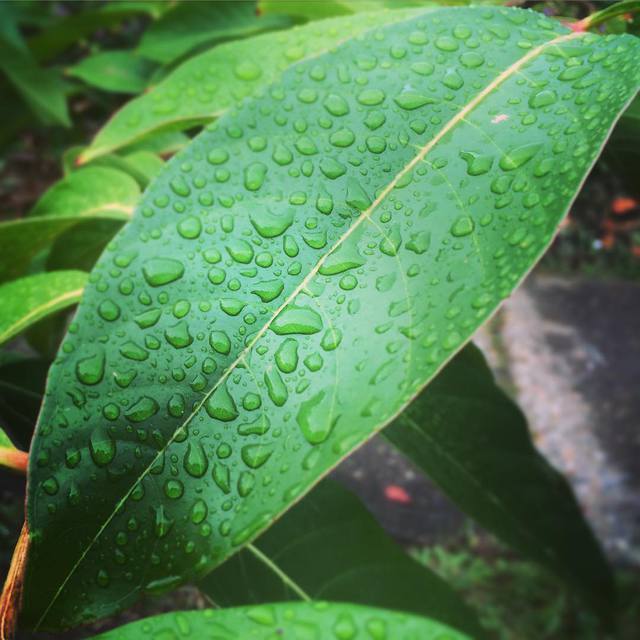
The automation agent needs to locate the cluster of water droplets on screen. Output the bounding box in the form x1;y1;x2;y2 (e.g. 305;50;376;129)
102;602;463;640
24;5;640;627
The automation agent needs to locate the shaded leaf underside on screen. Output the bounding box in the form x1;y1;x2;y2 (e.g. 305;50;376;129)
23;6;640;630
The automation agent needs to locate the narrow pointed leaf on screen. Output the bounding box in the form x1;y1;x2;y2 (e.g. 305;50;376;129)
0;215;125;284
80;10;421;162
201;480;484;638
22;6;640;630
90;602;470;640
29;167;139;218
0;271;87;347
136;1;291;64
384;344;614;615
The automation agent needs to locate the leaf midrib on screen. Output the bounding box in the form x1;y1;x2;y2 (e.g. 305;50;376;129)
35;26;583;628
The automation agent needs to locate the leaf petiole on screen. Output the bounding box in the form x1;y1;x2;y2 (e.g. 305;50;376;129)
0;446;28;474
571;0;640;32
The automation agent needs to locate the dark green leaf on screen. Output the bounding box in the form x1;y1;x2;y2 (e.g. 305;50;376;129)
22;7;640;630
46;218;125;273
201;480;484;638
136;1;291;65
66;51;156;94
0;271;87;347
89;602;470;640
0;34;69;127
0;215;125;284
0;352;48;449
384;344;615;616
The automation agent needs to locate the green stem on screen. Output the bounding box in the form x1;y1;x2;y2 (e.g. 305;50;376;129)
0;447;28;474
572;0;640;32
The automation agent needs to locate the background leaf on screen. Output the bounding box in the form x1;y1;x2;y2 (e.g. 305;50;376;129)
29;167;140;218
80;10;421;161
0;352;48;449
21;7;640;630
0;271;87;347
66;51;156;95
136;0;291;65
0;215;125;284
201;480;484;638
90;602;470;640
384;343;614;615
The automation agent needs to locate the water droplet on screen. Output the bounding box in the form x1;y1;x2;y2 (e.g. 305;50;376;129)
460;150;493;176
264;368;288;406
275;338;298;373
244;162;267;191
205;383;238;421
177;216;202;239
90;426;116;466
184;442;208;478
76;349;105;385
241;444;273;469
271;304;323;335
297;391;337;445
125;396;159;422
164;479;184;499
394;92;436;110
499;143;541;171
251;279;284;303
250;209;294;238
165;320;193;348
450;215;475;237
143;257;184;286
357;88;385;106
323;93;349;116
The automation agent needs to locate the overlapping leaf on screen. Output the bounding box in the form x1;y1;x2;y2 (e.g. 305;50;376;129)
385;344;614;614
0;271;87;347
80;10;421;162
90;602;469;640
136;0;290;64
22;6;640;630
201;480;484;637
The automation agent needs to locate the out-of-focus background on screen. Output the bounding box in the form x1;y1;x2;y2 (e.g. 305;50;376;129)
0;2;638;638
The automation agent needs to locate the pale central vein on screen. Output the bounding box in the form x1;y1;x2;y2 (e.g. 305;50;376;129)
36;28;583;628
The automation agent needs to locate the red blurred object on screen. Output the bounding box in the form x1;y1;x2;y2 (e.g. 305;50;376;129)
612;197;638;215
384;485;411;504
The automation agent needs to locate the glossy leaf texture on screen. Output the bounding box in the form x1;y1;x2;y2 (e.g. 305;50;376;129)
384;344;614;615
22;6;640;630
136;0;291;65
66;51;156;94
201;480;484;638
0;271;88;347
29;167;140;218
0;215;125;284
80;10;421;162
90;602;470;640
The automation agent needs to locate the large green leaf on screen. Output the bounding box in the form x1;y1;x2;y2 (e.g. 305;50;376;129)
90;602;470;640
29;167;140;218
384;344;614;615
22;6;640;630
66;51;156;94
201;480;484;638
0;271;87;347
136;0;291;64
0;215;125;284
80;10;421;162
